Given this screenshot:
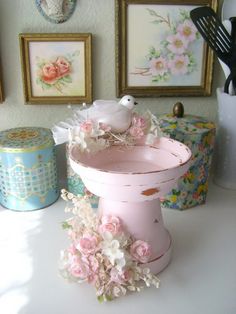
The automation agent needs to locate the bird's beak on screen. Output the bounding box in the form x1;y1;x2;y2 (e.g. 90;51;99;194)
134;101;138;105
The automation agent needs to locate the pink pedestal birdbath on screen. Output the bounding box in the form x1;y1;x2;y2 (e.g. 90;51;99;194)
70;137;192;274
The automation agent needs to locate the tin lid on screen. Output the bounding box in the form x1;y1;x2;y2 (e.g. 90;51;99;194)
158;114;215;135
0;127;54;153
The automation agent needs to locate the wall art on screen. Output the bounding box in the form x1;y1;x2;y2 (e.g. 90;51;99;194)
35;0;77;24
19;33;92;104
116;0;218;97
0;71;3;103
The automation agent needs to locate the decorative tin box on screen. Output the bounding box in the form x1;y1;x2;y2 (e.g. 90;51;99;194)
158;112;215;210
66;144;98;207
0;127;59;211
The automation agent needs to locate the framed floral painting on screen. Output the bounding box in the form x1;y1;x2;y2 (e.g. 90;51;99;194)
116;0;218;97
0;65;3;103
0;75;3;103
19;33;92;104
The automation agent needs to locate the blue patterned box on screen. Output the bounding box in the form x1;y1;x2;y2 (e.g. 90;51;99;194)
158;114;216;210
0;127;59;211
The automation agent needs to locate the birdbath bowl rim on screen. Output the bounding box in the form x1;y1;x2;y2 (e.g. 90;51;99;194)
69;136;192;175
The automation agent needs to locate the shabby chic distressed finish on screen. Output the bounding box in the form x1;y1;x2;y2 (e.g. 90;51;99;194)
70;137;192;273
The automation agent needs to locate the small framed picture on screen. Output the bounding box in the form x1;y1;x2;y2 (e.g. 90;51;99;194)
19;33;92;104
116;0;217;97
0;75;3;103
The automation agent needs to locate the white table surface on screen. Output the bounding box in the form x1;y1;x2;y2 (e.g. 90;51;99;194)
0;182;236;314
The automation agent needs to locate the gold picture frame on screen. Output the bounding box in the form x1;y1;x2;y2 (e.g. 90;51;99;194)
116;0;218;97
0;64;3;103
19;33;92;104
0;76;3;103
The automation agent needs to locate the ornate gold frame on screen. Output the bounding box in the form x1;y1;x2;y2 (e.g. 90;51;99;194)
0;67;3;103
19;33;92;104
116;0;218;97
0;79;3;103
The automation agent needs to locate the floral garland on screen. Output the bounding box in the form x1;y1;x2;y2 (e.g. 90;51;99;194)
59;190;160;302
68;110;160;154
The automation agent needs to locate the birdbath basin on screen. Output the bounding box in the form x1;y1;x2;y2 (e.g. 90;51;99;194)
70;137;192;274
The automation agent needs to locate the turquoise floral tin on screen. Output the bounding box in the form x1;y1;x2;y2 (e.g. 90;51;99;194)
158;114;216;210
66;144;98;208
0;127;59;211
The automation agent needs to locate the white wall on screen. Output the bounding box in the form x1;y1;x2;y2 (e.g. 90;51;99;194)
0;0;224;132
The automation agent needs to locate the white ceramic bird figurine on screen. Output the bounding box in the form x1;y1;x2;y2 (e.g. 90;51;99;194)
78;95;138;133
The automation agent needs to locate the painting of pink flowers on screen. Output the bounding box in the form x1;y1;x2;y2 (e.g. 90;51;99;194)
0;72;3;103
20;34;92;104
116;0;217;96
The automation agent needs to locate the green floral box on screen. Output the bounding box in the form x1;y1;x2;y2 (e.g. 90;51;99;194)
158;114;216;210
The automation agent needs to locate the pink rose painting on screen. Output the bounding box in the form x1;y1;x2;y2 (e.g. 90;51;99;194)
36;52;79;93
129;7;201;85
20;34;92;103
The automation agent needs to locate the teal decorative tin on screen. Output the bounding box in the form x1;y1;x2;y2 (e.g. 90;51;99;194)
0;127;59;211
66;144;98;208
158;112;216;210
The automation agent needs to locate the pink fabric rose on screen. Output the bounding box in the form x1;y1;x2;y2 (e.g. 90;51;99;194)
82;255;99;283
99;215;123;236
76;234;99;255
110;267;133;284
68;243;77;255
130;240;152;263
131;114;147;129
55;56;71;77
129;126;144;139
41;62;59;84
80;120;93;134
69;256;90;279
99;123;111;132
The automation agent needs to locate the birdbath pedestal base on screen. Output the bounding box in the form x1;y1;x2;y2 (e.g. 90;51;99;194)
99;197;172;274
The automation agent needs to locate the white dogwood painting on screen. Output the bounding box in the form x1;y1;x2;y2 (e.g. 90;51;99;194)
127;4;204;87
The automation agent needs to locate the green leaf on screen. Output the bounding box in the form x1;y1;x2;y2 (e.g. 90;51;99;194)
146;8;159;17
62;221;72;230
36;78;52;90
72;50;80;57
179;9;190;21
151;20;163;25
42;82;52;89
97;295;104;303
61;75;72;83
105;295;113;301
